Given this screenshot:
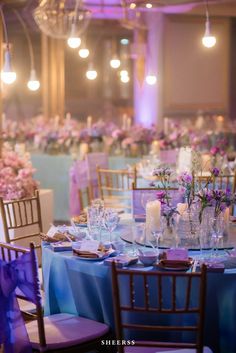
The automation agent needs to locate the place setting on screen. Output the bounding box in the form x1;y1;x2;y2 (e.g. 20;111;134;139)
1;1;236;353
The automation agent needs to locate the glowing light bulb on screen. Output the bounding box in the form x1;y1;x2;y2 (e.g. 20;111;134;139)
130;3;136;9
202;19;216;48
120;70;129;77
120;38;129;45
146;3;152;9
202;35;216;48
120;75;130;83
86;65;97;80
1;50;16;85
67;36;81;49
27;69;40;91
1;71;16;84
110;57;121;69
146;75;157;85
79;48;90;58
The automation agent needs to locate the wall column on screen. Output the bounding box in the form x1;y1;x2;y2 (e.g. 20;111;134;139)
0;20;3;156
41;34;65;120
134;12;165;129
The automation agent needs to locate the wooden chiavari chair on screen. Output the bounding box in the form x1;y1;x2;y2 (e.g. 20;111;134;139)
0;190;44;312
111;262;210;353
78;187;91;211
97;167;134;212
0;190;42;251
193;172;236;193
0;242;110;353
132;168;182;220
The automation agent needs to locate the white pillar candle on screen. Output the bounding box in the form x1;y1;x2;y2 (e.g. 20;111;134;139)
54;115;60;128
164;117;168;135
122;114;127;130
151;140;160;156
127;117;132;131
87;115;93;130
177;203;187;216
145;200;161;242
66;112;71;122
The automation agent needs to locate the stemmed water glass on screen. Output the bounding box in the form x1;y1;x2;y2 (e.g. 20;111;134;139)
103;208;119;244
149;215;165;254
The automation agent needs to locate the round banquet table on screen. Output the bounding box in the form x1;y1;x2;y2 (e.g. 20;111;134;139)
42;222;236;353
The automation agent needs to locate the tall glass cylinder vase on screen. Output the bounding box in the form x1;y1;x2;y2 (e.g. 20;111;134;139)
177;203;200;248
161;215;179;248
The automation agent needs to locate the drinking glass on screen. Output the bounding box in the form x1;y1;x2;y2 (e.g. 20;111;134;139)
103;209;119;243
210;214;225;258
129;222;143;256
87;206;103;240
149;215;165;254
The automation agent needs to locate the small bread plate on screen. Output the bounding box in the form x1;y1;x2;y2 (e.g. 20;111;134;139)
156;257;193;271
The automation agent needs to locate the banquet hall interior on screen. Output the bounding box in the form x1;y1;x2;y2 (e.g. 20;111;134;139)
1;0;236;353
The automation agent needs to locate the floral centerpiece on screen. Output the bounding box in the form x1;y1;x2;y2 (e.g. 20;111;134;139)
152;167;179;244
0;146;39;200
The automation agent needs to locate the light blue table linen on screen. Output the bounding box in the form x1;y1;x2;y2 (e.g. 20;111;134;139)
42;240;236;353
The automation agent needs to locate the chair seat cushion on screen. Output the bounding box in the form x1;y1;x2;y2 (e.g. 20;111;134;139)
26;313;109;350
124;342;213;353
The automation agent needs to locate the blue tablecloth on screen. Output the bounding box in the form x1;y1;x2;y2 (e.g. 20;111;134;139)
31;154;138;221
42;242;236;353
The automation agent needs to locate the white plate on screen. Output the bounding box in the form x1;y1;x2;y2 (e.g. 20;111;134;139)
74;253;111;261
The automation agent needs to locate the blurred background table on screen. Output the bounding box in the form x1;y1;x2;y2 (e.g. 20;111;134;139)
31;154;139;221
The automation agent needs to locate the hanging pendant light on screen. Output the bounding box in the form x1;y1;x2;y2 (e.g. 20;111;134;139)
202;0;216;48
33;0;91;39
0;6;16;85
13;10;40;91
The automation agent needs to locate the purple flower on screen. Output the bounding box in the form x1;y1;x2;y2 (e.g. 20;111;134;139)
178;172;192;185
156;191;167;205
211;167;220;177
210;146;220;156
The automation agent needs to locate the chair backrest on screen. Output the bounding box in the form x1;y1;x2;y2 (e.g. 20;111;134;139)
0;241;46;350
132;182;183;220
193;172;236;193
97;167;134;211
85;152;109;200
111;262;207;353
0;190;43;249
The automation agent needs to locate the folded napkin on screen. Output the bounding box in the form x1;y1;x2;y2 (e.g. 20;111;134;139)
160;259;192;268
40;232;67;243
73;249;101;258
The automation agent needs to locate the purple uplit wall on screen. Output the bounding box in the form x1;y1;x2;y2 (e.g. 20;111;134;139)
134;13;164;128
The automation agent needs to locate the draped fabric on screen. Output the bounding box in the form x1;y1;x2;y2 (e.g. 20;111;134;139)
0;251;41;353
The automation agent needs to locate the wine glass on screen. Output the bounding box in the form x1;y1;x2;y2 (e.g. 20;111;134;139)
103;209;119;243
149;215;165;254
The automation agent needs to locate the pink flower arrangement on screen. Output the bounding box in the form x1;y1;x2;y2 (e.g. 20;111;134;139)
0;146;39;200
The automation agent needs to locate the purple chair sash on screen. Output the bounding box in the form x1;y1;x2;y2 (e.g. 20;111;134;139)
0;251;40;353
85;153;108;198
132;189;185;221
69;160;88;217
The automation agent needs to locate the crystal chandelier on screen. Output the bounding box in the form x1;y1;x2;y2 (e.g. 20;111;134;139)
33;0;91;39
